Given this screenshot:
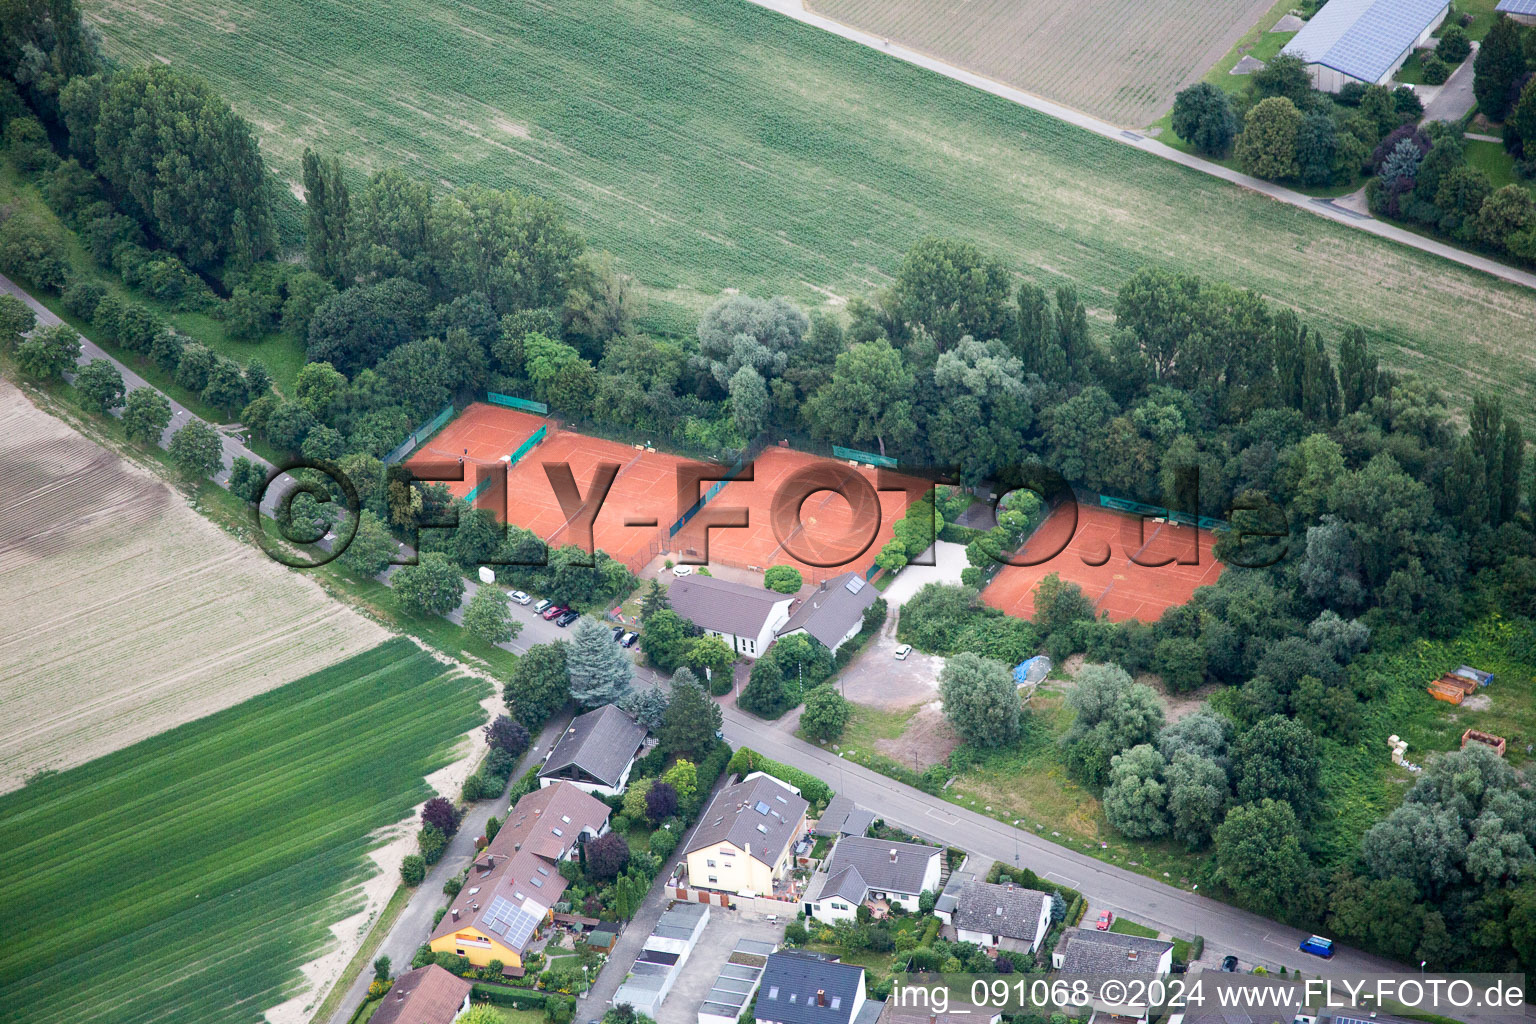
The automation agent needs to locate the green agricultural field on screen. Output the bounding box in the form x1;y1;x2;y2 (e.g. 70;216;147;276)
86;0;1536;407
0;639;490;1024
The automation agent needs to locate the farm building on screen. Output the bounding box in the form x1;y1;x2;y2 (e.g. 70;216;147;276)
685;772;809;895
1496;0;1536;25
939;879;1054;953
428;782;611;968
755;951;872;1024
775;573;879;655
538;704;649;796
803;836;942;921
1281;0;1450;92
667;574;794;659
611;902;711;1016
368;965;472;1024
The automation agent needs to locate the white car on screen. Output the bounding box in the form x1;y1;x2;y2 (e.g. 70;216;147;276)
533;598;552;614
671;565;694;578
510;591;531;605
894;644;912;661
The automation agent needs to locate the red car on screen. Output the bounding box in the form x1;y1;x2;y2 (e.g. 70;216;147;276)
541;604;567;621
1095;910;1114;931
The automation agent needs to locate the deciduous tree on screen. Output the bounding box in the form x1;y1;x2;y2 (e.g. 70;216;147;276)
393;551;466;616
167;419;222;480
74;358;123;412
939;652;1021;748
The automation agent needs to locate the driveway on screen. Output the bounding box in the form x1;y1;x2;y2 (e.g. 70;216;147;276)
835;631;941;709
1422;45;1478;124
879;540;967;607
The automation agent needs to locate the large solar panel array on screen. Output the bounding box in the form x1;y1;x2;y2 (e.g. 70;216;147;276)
482;894;542;948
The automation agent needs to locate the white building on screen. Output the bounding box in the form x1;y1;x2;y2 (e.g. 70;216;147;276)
944;880;1054;953
1281;0;1450;92
803;836;942;921
611;902;711;1016
667;574;794;659
775;572;878;655
537;704;649;797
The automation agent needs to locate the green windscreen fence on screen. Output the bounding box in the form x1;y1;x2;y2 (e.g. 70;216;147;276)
509;424;547;466
832;445;897;468
487;392;549;415
383;403;456;465
1098;494;1227;531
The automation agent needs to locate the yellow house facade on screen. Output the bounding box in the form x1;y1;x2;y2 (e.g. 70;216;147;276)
684;772;808;896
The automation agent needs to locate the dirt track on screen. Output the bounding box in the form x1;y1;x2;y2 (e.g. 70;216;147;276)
0;378;387;792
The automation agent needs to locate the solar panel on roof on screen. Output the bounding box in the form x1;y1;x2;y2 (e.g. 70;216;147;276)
755;801;771;814
845;575;866;594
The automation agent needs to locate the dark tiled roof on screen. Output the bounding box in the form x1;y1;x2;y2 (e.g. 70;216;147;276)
668;574;792;637
758;951;865;1024
807;865;868;904
1282;0;1449;82
1056;928;1173;974
687;773;809;867
821;836;939;896
540;704;648;788
777;572;877;649
814;794;876;837
370;965;471;1024
952;881;1051;940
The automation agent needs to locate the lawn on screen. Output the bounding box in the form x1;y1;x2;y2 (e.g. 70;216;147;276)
0;639;490;1024
1109;917;1160;939
85;0;1536;409
1464;139;1536;196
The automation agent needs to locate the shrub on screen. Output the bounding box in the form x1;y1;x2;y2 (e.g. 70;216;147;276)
585;831;630;880
648;827;679;858
418;824;448;864
400;854;426;885
764;565;803;593
422;796;461;835
62;279;107;321
1436;25;1471;65
726;748;832;806
1421;55;1451;86
5;115;56;174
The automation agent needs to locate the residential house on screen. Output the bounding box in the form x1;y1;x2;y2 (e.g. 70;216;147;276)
880;999;1001;1024
1053;928;1174;974
611;902;712;1016
1497;0;1536;25
813;794;875;839
369;965;472;1024
428;781;611;968
667;574;794;659
685;772;809;895
775;572;878;655
1281;0;1450;92
539;704;649;796
755;951;870;1024
945;879;1053;953
803;836;942;921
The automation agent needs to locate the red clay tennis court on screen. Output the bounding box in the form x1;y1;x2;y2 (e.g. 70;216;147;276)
982;502;1225;623
672;446;928;583
407;403;687;573
407;406;927;579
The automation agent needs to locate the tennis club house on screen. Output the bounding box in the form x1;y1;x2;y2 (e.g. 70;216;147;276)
685;772;809;896
666;574;794;659
428;782;611;969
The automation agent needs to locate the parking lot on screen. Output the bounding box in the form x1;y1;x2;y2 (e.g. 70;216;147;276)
653;907;786;1024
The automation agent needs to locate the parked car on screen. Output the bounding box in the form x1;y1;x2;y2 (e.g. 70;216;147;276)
1095;910;1113;931
510;591;531;605
671;564;694;577
541;604;566;621
611;625;624;641
893;643;912;660
619;631;638;648
1221;956;1239;972
533;598;552;614
1298;935;1334;959
555;609;580;627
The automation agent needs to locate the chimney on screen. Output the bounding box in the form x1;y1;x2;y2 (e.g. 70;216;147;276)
1127;949;1138;962
889;848;898;863
452;908;461;921
817;990;827;1007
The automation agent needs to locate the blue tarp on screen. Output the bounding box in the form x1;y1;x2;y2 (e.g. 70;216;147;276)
1014;656;1052;687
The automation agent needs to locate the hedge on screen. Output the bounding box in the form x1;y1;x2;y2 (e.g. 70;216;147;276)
726;748;832;808
472;984;549;1009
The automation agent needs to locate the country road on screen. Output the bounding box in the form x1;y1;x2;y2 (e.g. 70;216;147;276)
745;0;1536;294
